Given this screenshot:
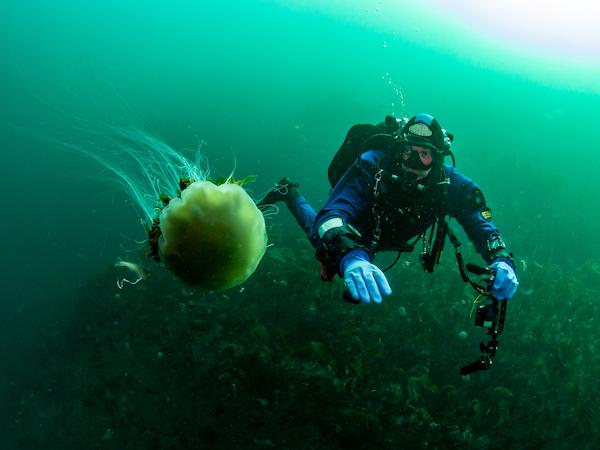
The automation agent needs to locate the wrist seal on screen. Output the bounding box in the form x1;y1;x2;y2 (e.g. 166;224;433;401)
319;223;369;270
486;236;515;268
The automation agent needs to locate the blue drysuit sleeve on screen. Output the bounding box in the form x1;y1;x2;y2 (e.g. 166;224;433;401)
447;166;507;264
313;150;382;246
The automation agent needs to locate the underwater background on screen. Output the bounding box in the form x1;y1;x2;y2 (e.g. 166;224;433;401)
1;1;600;449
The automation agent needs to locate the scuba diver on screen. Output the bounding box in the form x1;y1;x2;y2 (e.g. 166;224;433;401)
258;113;519;304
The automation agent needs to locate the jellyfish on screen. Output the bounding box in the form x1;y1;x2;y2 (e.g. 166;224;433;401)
67;124;267;291
115;259;150;289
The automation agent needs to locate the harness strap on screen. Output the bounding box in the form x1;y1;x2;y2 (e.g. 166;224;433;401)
369;169;384;252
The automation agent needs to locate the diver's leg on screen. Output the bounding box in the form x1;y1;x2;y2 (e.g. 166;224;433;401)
257;178;318;247
286;194;318;247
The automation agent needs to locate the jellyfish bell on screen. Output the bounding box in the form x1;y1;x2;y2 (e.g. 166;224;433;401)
158;180;267;290
68;124;267;291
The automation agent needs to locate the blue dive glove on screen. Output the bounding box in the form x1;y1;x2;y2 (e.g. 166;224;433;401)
489;260;519;300
340;250;392;304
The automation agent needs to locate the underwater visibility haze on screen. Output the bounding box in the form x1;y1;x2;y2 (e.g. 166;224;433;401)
1;1;600;448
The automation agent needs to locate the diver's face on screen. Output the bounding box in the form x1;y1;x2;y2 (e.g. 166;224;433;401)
401;145;433;168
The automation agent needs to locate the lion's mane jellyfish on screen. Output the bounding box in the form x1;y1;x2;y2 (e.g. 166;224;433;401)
70;125;266;291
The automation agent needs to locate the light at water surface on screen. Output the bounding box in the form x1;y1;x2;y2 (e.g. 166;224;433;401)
276;0;600;92
432;0;600;61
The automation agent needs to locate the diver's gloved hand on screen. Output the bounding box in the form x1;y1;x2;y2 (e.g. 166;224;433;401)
489;261;519;300
340;250;392;304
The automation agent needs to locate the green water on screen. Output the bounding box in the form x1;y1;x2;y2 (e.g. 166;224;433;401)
1;1;599;449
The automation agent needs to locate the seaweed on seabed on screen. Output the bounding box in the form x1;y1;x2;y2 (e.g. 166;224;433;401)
9;253;600;449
